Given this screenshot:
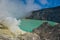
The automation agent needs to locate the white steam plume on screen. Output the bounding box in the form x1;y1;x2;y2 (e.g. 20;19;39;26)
0;0;40;19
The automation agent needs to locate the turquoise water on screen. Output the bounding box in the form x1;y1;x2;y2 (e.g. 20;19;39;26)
19;19;56;32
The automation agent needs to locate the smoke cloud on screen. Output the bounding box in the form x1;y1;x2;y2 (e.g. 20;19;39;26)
0;0;41;19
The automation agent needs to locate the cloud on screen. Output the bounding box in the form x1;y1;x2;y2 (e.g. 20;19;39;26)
39;0;48;5
0;0;41;19
25;0;41;11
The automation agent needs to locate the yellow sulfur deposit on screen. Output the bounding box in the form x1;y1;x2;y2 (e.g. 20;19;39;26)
0;29;15;37
0;24;16;40
0;17;28;40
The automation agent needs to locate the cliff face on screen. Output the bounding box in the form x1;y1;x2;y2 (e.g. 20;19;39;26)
32;22;60;40
26;6;60;23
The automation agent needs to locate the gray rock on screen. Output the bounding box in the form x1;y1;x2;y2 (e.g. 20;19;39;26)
17;33;41;40
26;6;60;23
33;22;60;40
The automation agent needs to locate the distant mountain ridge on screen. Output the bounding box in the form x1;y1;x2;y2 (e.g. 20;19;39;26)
26;6;60;23
33;6;60;12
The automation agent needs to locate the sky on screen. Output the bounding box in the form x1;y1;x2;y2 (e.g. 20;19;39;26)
21;0;60;8
0;0;60;19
